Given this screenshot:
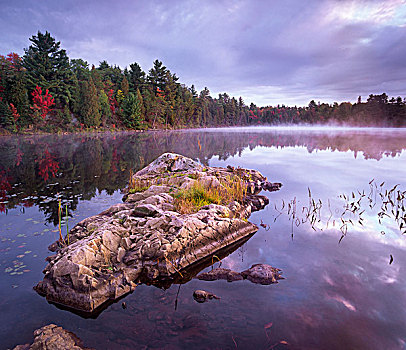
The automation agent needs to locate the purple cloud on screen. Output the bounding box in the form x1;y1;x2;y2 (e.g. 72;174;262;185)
0;0;405;106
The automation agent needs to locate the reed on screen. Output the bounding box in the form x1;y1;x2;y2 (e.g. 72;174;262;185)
66;204;69;245
269;180;406;242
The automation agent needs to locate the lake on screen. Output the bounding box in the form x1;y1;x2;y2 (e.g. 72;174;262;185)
0;127;405;349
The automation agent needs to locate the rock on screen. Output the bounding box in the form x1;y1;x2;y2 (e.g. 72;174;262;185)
197;264;284;284
35;153;281;313
135;153;203;176
132;204;160;217
197;267;243;282
193;290;220;303
240;264;284;284
117;247;126;263
13;324;93;350
262;181;283;192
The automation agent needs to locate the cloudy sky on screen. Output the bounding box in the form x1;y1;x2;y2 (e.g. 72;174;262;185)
1;0;405;106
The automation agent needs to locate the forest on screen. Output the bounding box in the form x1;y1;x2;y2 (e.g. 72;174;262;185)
1;31;405;134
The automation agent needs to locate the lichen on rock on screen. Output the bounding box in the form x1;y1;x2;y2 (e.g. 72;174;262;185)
34;153;281;313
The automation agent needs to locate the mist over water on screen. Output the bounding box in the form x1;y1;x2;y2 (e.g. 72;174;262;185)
193;125;406;133
0;127;405;349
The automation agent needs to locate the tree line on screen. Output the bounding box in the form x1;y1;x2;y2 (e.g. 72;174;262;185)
1;31;405;133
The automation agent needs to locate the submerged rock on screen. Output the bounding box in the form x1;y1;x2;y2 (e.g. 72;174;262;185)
193;290;220;303
197;267;244;282
13;324;92;350
35;153;281;313
197;264;284;285
241;264;284;284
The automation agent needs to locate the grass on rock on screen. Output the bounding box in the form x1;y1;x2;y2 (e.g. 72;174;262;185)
173;176;247;214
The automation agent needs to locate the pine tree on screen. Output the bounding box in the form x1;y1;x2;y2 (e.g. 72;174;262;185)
147;60;168;94
0;99;16;132
71;58;90;81
164;71;178;126
98;90;111;125
8;69;30;127
90;66;103;92
136;88;145;121
127;62;145;93
121;76;129;96
122;92;141;128
79;78;100;127
23;31;74;107
144;87;166;127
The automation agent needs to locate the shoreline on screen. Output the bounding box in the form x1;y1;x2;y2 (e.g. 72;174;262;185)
2;123;406;137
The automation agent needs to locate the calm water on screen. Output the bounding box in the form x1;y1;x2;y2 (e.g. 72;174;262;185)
0;127;405;349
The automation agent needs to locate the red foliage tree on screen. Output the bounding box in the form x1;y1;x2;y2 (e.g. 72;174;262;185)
9;103;20;124
6;52;23;71
31;86;54;119
107;89;117;113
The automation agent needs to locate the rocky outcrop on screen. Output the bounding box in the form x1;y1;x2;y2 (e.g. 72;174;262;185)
197;264;284;284
35;153;281;313
13;324;92;350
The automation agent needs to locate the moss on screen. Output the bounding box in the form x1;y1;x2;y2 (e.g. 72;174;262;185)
129;186;149;194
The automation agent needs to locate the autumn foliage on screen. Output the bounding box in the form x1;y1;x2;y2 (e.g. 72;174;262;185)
1;30;406;133
31;85;54;119
9;103;20;123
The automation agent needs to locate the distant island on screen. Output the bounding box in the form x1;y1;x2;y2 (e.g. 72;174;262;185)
1;30;405;134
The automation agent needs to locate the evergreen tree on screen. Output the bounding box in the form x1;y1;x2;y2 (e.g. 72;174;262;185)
144;87;166;127
98;60;110;70
122;92;141;128
71;58;90;81
90;66;104;92
147;59;168;94
69;76;81;115
98;90;111;125
79;77;100;127
8;70;30;127
190;84;198;99
163;71;178;126
136;88;145;121
0;99;16;132
23;31;74;107
127;62;145;93
121;76;129;96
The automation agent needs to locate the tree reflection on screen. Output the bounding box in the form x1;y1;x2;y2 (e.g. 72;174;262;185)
0;129;405;224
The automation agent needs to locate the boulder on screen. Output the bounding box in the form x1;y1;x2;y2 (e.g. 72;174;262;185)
13;324;92;350
193;290;220;303
197;264;284;284
35;153;281;313
197;267;244;282
241;264;284;284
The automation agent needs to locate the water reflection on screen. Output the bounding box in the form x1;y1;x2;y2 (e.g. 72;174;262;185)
1;128;406;225
1;127;406;349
